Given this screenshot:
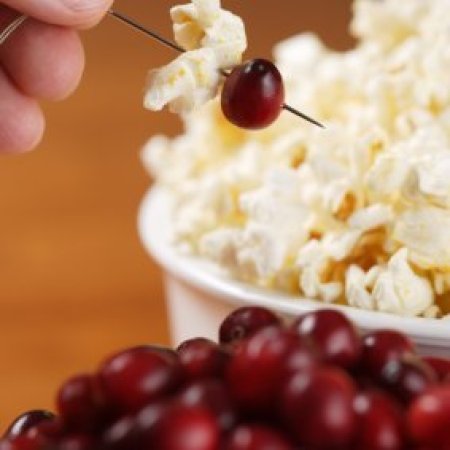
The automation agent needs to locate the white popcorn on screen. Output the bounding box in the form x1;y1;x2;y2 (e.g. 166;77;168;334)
394;207;450;270
144;49;220;114
322;230;362;262
346;265;374;310
373;249;433;316
145;0;247;114
144;0;450;318
348;204;394;232
296;240;343;303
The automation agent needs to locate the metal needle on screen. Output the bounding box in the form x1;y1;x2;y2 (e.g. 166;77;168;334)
108;9;325;128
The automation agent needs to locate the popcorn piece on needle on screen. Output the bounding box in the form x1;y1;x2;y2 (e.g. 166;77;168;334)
145;0;247;114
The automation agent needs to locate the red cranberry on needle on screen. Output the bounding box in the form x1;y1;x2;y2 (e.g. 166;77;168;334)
221;59;285;130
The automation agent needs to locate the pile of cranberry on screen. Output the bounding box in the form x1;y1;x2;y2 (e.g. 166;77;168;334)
2;307;450;450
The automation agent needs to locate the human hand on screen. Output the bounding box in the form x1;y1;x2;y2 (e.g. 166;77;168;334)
0;0;113;153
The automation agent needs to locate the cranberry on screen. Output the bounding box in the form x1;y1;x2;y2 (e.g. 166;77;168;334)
177;338;229;380
2;435;47;450
226;327;315;413
135;400;170;446
407;386;450;447
380;355;437;404
291;309;361;369
98;346;182;413
221;59;285;130
224;425;295;450
178;379;236;431
4;411;55;439
422;356;450;382
57;435;95;450
353;391;405;450
102;416;140;450
361;330;415;377
280;366;357;448
151;405;220;450
26;419;63;442
219;306;281;346
56;374;106;432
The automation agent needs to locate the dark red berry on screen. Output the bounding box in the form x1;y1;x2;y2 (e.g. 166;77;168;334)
381;355;437;404
177;338;229;380
102;416;140;450
422;356;450;382
219;306;281;346
361;330;415;377
224;424;295;450
178;379;236;431
2;435;48;450
26;418;63;442
291;309;361;369
226;327;314;413
151;404;220;450
57;434;95;450
280;366;357;448
407;386;450;447
353;391;405;450
4;411;55;439
56;374;105;432
98;346;182;413
221;59;285;130
134;400;171;448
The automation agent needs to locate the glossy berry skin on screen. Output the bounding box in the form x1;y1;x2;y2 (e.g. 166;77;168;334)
177;338;229;380
56;374;105;432
224;425;295;450
353;391;405;450
407;386;450;447
219;306;281;347
151;405;220;450
422;357;450;382
4;411;55;439
281;366;357;448
361;330;415;377
221;59;285;130
178;379;236;431
1;434;48;450
291;309;361;369
226;326;316;413
380;355;437;404
57;434;95;450
102;416;140;450
98;346;182;414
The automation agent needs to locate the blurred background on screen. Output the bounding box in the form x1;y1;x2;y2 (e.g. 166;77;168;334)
0;0;353;427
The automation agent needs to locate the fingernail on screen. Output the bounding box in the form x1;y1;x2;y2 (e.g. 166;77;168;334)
61;0;109;13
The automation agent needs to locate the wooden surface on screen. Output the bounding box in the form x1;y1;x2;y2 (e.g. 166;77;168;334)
0;1;353;428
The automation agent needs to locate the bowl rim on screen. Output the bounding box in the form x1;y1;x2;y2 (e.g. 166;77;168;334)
138;186;450;349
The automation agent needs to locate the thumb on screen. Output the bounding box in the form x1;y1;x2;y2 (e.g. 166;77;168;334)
0;0;113;29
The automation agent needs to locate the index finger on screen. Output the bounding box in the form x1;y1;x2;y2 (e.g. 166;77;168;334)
0;0;113;29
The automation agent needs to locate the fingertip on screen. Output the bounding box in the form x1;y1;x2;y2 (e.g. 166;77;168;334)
1;0;113;29
0;70;45;154
0;102;45;154
1;20;85;102
63;0;114;29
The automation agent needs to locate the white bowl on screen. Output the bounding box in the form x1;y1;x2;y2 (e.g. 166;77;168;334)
138;186;450;357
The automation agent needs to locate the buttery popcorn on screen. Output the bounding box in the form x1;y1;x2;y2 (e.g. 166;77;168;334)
144;0;247;114
143;0;450;318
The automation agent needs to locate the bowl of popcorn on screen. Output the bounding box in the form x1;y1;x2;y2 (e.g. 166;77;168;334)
139;0;450;355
